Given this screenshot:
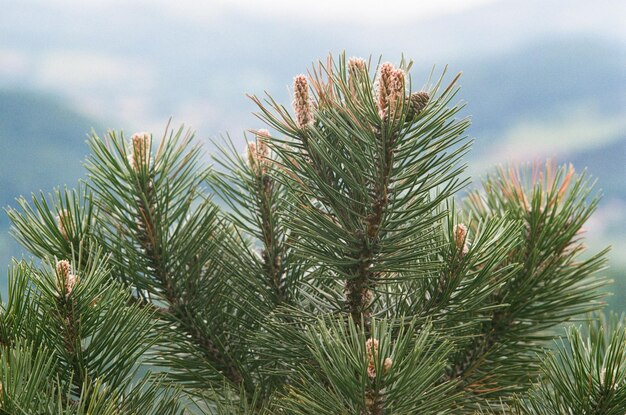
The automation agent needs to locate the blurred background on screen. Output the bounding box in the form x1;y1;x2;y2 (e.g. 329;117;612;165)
1;0;625;309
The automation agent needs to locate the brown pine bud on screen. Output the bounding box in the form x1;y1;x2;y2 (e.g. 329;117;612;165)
293;75;312;128
246;142;258;171
365;338;379;357
56;260;78;297
247;129;272;175
348;57;367;73
365;337;393;379
407;91;430;119
66;274;78;296
56;209;70;240
366;337;379;379
255;129;270;160
388;68;405;119
454;223;469;257
56;260;70;281
383;357;393;374
377;62;394;119
348;57;367;97
367;361;376;379
377;63;405;120
129;131;151;171
255;129;271;138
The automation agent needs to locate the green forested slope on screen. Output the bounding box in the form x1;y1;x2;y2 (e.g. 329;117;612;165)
0;90;100;272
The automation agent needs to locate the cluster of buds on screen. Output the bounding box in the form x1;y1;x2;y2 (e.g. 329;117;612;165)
246;129;272;175
365;338;393;379
454;223;470;257
293;75;313;128
56;209;70;240
129;131;152;171
348;57;367;97
376;62;406;120
56;260;78;298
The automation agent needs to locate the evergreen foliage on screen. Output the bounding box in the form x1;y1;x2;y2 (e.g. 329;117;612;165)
516;313;626;414
1;54;623;414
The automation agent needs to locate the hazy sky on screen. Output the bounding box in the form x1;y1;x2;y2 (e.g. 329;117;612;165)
155;0;502;24
1;0;623;143
29;0;500;24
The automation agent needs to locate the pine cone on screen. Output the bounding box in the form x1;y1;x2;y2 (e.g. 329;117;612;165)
406;91;430;119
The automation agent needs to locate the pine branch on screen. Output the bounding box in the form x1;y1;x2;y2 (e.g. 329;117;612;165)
250;55;470;337
276;317;458;414
516;313;626;414
84;127;252;396
0;341;60;414
210;132;293;305
129;166;244;385
448;162;609;406
0;255;182;413
6;185;97;267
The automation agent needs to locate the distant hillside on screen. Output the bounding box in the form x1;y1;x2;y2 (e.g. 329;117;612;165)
0;90;100;272
458;37;626;156
0;90;97;200
566;137;626;201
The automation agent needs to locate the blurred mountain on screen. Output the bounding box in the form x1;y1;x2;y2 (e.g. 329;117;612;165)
0;90;99;272
567;137;626;199
0;90;96;200
459;38;626;155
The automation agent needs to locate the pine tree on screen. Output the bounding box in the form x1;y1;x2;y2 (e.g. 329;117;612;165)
2;54;624;414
